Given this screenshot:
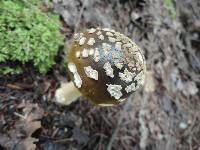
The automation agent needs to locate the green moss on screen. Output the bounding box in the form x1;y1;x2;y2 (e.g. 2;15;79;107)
0;0;64;74
0;66;23;75
163;0;176;19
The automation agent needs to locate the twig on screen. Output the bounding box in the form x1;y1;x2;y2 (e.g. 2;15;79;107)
51;128;59;138
74;0;87;33
54;138;74;143
138;93;149;149
14;112;26;120
106;95;134;150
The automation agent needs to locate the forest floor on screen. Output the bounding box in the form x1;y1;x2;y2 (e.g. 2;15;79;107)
0;0;200;150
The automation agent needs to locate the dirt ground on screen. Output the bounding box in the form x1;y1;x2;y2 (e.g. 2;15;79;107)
0;0;200;150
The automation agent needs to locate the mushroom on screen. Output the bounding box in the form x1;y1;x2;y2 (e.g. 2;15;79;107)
55;28;146;106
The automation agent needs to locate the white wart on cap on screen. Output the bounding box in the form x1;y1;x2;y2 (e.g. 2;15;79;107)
67;28;146;105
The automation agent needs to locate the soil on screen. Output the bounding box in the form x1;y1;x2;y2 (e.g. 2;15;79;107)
0;0;200;150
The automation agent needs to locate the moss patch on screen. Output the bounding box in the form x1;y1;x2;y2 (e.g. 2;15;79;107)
0;0;64;74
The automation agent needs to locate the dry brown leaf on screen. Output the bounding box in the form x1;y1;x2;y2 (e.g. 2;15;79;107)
22;137;39;150
0;102;44;150
17;102;44;149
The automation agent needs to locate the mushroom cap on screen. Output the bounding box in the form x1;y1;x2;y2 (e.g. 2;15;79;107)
67;28;146;106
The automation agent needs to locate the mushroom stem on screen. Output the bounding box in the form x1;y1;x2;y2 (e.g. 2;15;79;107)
55;81;82;105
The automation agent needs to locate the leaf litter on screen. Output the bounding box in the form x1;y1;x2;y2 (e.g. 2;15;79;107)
0;101;44;150
0;0;200;149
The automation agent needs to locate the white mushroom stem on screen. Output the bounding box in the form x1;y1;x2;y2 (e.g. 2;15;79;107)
55;81;82;105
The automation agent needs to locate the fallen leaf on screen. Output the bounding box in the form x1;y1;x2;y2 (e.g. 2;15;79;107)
22;137;38;150
0;102;44;150
16;102;44;149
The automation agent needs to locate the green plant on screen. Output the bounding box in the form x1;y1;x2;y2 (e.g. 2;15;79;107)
0;0;64;74
163;0;176;19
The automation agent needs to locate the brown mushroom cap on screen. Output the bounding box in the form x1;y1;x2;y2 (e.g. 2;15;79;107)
67;28;146;105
